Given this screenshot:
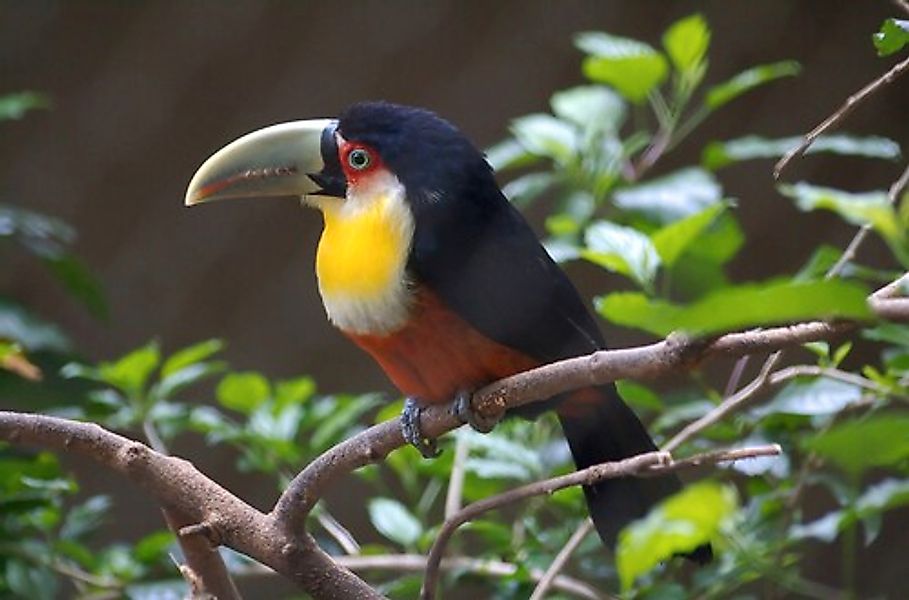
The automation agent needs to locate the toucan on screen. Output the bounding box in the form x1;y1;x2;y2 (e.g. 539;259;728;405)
185;101;711;561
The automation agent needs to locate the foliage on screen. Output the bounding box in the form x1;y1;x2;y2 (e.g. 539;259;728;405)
2;10;909;600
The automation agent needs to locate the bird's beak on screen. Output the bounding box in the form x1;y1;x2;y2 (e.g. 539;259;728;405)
184;119;346;206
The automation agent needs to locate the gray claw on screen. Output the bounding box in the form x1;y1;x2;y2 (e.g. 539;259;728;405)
454;391;499;434
401;397;440;458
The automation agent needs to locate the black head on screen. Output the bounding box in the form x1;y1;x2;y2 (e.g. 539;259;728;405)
334;101;499;206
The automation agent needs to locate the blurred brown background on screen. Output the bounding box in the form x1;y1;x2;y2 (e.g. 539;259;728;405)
2;0;908;597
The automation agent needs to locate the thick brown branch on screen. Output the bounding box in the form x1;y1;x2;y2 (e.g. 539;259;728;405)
276;280;909;535
0;412;381;600
420;445;781;600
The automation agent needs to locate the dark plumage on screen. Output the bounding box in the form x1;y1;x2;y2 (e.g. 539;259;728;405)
335;101;710;560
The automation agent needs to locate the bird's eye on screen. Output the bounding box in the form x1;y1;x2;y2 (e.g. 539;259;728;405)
347;148;371;171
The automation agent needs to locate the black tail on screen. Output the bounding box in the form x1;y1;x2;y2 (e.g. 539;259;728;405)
557;385;712;563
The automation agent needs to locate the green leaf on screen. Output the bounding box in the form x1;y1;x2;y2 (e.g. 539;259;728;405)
216;372;271;414
5;559;58;600
550;85;626;131
804;414;909;476
582;220;660;289
161;339;225;377
778;182;902;251
311;394;382;450
597;279;871;337
510;114;577;164
617;482;737;590
0;92;50;121
59;495;111;540
873;18;909;57
368;498;422;547
613;167;722;223
576;32;669;103
756;377;863;417
705;61;801;109
274;376;317;409
98;341;161;398
152;361;224;402
662;14;710;74
0;299;69;352
616;380;663;412
43;255;108;318
703;134;901;170
651;203;726;267
795;245;844;281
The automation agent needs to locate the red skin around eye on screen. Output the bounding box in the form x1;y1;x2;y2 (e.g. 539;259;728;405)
337;137;387;187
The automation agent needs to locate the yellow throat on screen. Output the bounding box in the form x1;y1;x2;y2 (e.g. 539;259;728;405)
313;178;414;334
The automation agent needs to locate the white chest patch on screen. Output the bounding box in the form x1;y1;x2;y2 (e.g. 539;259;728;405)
310;172;415;336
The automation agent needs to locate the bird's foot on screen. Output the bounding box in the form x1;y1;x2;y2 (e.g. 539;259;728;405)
401;397;441;458
453;390;500;434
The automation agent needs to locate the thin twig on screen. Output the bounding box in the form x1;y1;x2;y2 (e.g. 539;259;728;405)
444;432;470;518
528;519;595;600
315;506;361;555
420;445;781;600
664;353;781;452
240;553;608;600
774;53;909;179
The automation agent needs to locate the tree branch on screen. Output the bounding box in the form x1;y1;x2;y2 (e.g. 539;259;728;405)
275;275;909;539
420;445;782;600
6;269;909;598
529;518;595;600
774;53;909;179
0;412;382;600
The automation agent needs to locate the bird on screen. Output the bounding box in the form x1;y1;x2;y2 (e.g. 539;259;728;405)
185;101;711;561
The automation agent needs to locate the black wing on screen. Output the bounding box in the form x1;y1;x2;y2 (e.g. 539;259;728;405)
407;181;604;365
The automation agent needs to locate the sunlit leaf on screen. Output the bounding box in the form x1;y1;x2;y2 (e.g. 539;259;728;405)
576;32;669;103
511;114;578;164
662;14;710;74
216;372;271;414
873;18;909;57
368;498;422;547
617;482;737;590
0;92;50;121
582;220;660;289
613;167;722;223
804;414;909;475
92;341;161;398
161;339;224;377
597;279;871;337
274;376;317;410
152;361;224;402
705;61;800;109
703;134;901;170
550;85;626;131
778;183;903;253
651;203;726;267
